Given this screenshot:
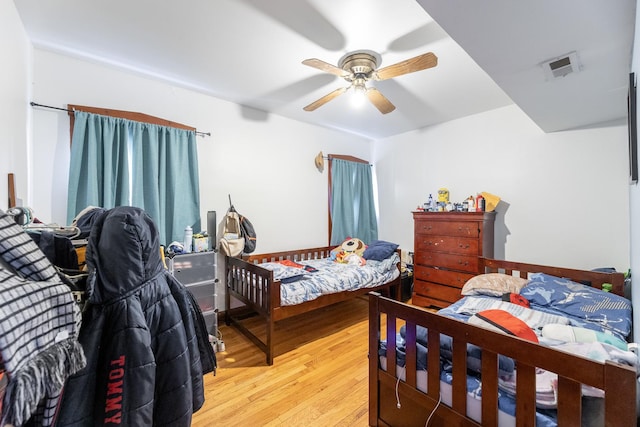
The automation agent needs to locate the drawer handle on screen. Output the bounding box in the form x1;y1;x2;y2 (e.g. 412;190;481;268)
458;243;470;249
458;260;469;266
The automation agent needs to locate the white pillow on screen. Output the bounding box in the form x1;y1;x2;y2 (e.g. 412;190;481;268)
461;273;529;297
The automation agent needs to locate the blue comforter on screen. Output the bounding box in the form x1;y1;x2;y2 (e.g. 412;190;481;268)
260;253;400;305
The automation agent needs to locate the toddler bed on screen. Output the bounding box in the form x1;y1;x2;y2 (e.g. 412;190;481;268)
226;241;401;365
369;257;637;426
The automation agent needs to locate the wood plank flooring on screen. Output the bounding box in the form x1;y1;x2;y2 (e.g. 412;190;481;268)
192;296;377;427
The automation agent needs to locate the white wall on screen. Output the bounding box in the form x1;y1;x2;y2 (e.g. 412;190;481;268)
0;2;31;210
31;49;371;251
374;104;630;273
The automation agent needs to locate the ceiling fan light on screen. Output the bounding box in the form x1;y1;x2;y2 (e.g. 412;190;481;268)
351;79;367;108
302;50;436;113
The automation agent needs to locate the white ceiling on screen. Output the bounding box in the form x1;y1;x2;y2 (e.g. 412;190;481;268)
13;0;636;140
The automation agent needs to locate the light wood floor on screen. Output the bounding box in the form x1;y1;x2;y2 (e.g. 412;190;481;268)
192;296;378;427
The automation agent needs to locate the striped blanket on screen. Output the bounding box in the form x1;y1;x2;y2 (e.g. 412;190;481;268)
0;210;85;426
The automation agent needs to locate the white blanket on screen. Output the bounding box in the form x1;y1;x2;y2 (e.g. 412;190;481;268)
452;296;570;334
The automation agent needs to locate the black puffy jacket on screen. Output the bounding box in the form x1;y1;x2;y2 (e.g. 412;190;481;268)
55;206;215;426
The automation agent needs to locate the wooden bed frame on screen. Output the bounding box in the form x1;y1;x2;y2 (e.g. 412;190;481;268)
369;257;636;426
225;246;401;365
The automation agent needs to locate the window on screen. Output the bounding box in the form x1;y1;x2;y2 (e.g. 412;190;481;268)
66;105;201;245
327;154;378;245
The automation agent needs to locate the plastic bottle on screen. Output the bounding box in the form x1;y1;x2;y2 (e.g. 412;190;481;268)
476;194;485;212
468;196;475;212
427;194;434;211
183;226;193;253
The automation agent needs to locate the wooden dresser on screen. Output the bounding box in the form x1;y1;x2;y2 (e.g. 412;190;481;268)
412;211;495;308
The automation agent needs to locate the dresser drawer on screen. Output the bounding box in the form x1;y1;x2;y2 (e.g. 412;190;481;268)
414;235;479;255
413;280;463;305
414;266;475;289
415;252;479;273
415;220;479;238
412;211;495;310
411;293;448;309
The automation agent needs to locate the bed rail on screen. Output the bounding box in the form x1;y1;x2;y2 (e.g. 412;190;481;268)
369;292;637;426
480;257;626;296
243;246;334;264
226;246;401;365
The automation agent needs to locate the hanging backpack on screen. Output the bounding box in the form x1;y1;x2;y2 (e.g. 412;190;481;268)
239;215;257;254
219;208;244;257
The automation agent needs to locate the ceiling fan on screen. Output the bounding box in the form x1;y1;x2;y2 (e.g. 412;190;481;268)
302;50;437;114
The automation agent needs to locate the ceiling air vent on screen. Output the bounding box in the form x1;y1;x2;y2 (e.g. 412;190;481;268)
541;51;582;80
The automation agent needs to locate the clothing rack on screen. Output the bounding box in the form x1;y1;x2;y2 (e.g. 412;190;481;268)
30;102;211;137
23;223;82;239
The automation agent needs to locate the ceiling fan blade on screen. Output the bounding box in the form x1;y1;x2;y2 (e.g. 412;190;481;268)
302;58;349;77
367;88;396;114
374;52;438;81
303;87;347;111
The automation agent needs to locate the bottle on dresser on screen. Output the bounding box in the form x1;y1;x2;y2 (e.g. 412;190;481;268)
476;194;485;212
468;196;475;212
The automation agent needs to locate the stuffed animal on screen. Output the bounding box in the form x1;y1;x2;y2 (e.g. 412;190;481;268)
332;237;367;264
340;237;366;256
342;252;366;266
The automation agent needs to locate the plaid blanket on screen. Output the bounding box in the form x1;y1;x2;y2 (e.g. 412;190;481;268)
0;210;85;426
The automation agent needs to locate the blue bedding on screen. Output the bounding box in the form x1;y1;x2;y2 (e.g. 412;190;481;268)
260;252;400;306
442;273;633;342
520;273;632;340
379;334;559;426
378;273;636;426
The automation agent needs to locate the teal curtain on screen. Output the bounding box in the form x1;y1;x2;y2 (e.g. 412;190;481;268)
329;158;378;245
67;111;130;222
130;122;201;245
67;111;201;246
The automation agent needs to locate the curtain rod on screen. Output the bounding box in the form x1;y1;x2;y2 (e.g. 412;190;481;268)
30;102;211;137
327;154;372;166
